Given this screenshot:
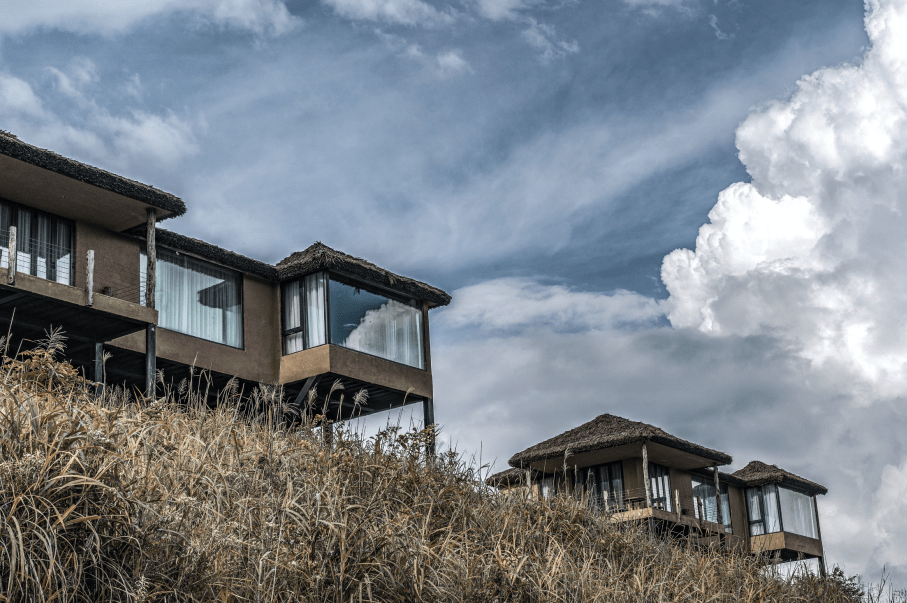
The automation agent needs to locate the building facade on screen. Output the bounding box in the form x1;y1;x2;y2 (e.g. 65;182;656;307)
0;131;449;433
490;414;828;573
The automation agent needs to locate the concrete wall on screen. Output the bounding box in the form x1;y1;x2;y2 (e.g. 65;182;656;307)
75;221;143;304
112;272;281;384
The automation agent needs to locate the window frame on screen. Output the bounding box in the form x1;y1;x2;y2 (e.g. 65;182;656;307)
746;484;785;537
0;196;75;285
281;269;426;368
141;246;246;349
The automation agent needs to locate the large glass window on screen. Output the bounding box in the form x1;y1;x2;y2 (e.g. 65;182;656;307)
282;271;425;369
746;484;784;536
141;248;243;348
778;487;819;539
691;475;732;533
0;199;73;285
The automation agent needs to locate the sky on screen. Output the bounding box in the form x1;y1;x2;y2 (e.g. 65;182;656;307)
3;0;907;584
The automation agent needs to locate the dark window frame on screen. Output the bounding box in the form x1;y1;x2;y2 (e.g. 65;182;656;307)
745;484;785;536
0;196;75;284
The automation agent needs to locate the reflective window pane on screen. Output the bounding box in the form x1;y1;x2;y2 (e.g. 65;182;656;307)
764;484;782;533
329;278;424;369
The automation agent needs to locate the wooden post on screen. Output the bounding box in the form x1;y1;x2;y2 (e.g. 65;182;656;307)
642;442;651;508
813;495;827;577
86;250;94;306
8;226;16;285
713;463;722;528
423;398;435;456
675;490;681;522
145;208;156;309
145;324;156;399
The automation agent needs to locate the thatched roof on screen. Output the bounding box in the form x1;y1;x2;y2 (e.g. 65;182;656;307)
0;130;185;217
732;461;827;496
277;242;451;307
128;227;278;280
485;467;538;489
690;466;748;489
508;414;732;468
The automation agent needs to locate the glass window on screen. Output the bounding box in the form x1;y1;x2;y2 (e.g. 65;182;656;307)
747;484;783;536
141;248;243;347
538;475;556;499
692;475;732;532
778;487;819;539
648;464;672;512
282;272;425;370
0;199;73;285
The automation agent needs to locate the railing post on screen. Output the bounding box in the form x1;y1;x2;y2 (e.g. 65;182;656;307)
675;489;681;522
86;250;94;307
713;463;722;532
642;442;652;508
8;226;16;285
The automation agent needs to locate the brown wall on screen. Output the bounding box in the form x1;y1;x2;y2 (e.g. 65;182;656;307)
623;457;644;495
75;221;143;304
670;469;694;515
112;272;281;383
727;484;749;542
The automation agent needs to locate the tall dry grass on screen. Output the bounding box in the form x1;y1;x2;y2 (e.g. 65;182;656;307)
0;331;893;602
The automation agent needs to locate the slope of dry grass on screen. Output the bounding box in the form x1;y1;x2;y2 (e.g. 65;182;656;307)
0;332;888;602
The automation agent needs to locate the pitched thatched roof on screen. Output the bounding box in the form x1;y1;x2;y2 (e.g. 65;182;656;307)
485;467;539;489
127;227;278;280
732;461;827;496
277;242;451;307
508;414;732;468
0;130;185;217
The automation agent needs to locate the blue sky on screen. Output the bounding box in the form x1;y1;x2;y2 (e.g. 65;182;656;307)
6;0;907;583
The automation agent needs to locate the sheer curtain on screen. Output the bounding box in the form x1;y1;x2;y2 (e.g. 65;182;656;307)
283;280;304;354
143;248;243;348
763;484;781;533
304;272;326;347
16;209;30;275
53;221;72;285
778;487;818;538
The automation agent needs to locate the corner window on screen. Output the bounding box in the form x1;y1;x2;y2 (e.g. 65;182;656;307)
140;248;243;348
777;487;819;539
282;271;425;369
0;198;73;285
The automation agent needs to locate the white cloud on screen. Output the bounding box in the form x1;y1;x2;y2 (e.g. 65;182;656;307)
437;278;662;332
471;0;545;21
0;0;300;38
436;50;472;75
662;0;907;398
0;63;198;173
322;0;455;26
520;17;579;62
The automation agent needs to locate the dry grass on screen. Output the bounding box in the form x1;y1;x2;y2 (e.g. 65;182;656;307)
0;332;893;602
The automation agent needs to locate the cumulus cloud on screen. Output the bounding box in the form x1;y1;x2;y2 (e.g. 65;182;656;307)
520;17;579;62
0;0;300;38
0;61;198;174
655;0;907;578
321;0;455;26
662;0;907;398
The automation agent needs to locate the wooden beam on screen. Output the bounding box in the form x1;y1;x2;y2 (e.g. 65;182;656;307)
713;464;722;534
423;398;435;456
0;293;28;307
145;209;156;309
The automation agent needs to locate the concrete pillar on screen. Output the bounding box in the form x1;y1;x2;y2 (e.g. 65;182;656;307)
92;342;103;383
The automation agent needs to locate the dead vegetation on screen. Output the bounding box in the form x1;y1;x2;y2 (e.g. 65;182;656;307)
0;331;895;602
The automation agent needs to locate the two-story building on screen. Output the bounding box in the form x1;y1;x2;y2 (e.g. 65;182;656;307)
490;413;828;574
0;130;449;439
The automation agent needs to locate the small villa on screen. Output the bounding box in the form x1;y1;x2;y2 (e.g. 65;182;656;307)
489;413;828;572
0;131;449;441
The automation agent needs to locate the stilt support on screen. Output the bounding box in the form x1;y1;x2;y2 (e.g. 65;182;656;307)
145;324;156;400
92;341;103;383
423;398;435;456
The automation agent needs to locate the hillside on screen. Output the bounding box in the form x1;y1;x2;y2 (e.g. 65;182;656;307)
0;332;876;602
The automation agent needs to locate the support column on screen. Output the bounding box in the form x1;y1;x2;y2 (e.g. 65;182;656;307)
145;209;156;309
92;342;104;384
7;226;16;285
814;495;827;578
642;442;651;508
423;397;435;456
145;324;156;399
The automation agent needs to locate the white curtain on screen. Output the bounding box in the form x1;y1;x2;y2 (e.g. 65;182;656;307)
143;249;243;348
53;221;72;285
304;272;326;347
283;280;304;354
339;298;423;368
15;209;30;275
763;484;782;533
778;487;818;539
